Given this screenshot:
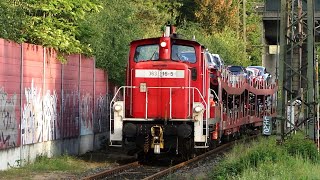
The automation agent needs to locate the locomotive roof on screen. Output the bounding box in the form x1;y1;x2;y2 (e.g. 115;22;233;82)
130;37;203;47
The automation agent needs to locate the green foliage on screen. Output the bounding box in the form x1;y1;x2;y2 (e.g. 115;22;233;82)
0;0;101;61
25;0;101;57
178;24;249;66
283;133;319;162
210;137;283;179
28;154;80;171
0;0;26;42
87;0;181;84
210;28;249;66
246;0;263;65
209;135;320;179
85;0;139;84
194;0;238;33
0;154;88;179
176;0;197;24
238;156;320;180
1;0;264;83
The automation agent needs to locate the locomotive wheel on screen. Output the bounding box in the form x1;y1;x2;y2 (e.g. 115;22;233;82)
179;137;194;160
135;151;155;162
208;139;218;149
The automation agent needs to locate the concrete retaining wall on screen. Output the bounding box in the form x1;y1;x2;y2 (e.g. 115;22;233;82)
0;39;110;170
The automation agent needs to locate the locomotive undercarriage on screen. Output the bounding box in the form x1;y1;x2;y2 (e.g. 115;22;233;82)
122;121;196;159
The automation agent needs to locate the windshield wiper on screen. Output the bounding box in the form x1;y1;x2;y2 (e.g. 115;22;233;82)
149;51;157;60
176;53;182;61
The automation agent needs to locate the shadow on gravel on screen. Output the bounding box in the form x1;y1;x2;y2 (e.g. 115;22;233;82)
77;147;136;165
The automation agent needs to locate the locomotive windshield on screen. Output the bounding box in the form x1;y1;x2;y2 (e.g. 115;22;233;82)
171;45;196;63
134;44;159;62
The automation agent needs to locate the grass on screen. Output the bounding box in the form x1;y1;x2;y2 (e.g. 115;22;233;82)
209;133;320;180
0;154;109;179
236;156;320;180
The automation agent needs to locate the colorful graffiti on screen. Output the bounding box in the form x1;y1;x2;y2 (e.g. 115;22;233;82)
0;88;18;149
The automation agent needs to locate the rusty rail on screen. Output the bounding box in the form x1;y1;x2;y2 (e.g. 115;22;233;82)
82;161;139;180
83;135;258;180
143;135;258;180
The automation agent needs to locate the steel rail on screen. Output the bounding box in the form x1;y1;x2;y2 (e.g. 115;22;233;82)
143;135;258;180
83;135;258;180
82;161;139;180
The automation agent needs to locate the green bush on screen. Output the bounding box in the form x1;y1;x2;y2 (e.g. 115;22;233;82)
210;137;279;179
209;135;320;179
283;133;319;162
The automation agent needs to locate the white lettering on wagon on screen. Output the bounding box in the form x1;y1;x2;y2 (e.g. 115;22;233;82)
135;69;185;78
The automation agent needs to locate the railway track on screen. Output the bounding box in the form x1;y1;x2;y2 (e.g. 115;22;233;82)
82;135;258;180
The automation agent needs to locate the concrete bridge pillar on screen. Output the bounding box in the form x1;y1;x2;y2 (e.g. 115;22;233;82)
262;44;278;81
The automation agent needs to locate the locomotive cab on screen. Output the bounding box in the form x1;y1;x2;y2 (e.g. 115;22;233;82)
109;26;218;158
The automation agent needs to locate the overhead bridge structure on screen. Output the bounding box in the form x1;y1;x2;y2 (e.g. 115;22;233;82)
263;0;320;144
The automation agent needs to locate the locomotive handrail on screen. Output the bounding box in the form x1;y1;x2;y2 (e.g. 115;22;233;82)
210;89;219;101
109;86;137;135
188;69;191;118
146;86;208;121
129;68;193;118
110;85;209;144
130;68;134;116
110;86;208;119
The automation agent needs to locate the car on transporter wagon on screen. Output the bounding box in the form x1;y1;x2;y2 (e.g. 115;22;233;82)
227;65;248;84
247;66;271;82
246;67;263;84
211;54;224;70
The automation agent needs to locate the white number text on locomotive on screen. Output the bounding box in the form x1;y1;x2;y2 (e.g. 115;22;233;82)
135;69;185;78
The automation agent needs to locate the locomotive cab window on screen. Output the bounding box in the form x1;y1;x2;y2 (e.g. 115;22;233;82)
134;44;159;62
171;45;196;63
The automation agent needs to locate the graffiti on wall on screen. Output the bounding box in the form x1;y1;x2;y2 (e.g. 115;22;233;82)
80;93;93;135
94;95;108;133
62;91;79;138
43;90;60;141
21;81;60;144
0;88;18;149
22;81;43;144
3;83;108;145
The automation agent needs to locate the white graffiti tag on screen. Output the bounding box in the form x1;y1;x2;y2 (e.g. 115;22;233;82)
22;81;59;144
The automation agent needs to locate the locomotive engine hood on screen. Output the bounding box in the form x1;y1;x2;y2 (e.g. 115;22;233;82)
131;61;190;120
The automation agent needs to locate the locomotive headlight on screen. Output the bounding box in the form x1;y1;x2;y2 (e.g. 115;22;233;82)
160;41;167;48
194;106;202;113
114;104;122;112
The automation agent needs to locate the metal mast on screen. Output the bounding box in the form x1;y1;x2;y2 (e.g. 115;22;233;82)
238;0;247;46
277;0;317;142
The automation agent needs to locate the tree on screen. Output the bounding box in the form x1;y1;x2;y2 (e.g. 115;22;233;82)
194;0;238;33
0;0;101;60
176;0;197;25
86;0;181;84
0;0;25;42
178;23;249;66
245;0;264;65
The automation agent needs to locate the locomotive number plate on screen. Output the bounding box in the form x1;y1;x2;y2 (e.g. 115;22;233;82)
135;69;185;78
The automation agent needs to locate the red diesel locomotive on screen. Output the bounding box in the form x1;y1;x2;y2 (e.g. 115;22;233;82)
109;26;277;158
109;26;218;158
